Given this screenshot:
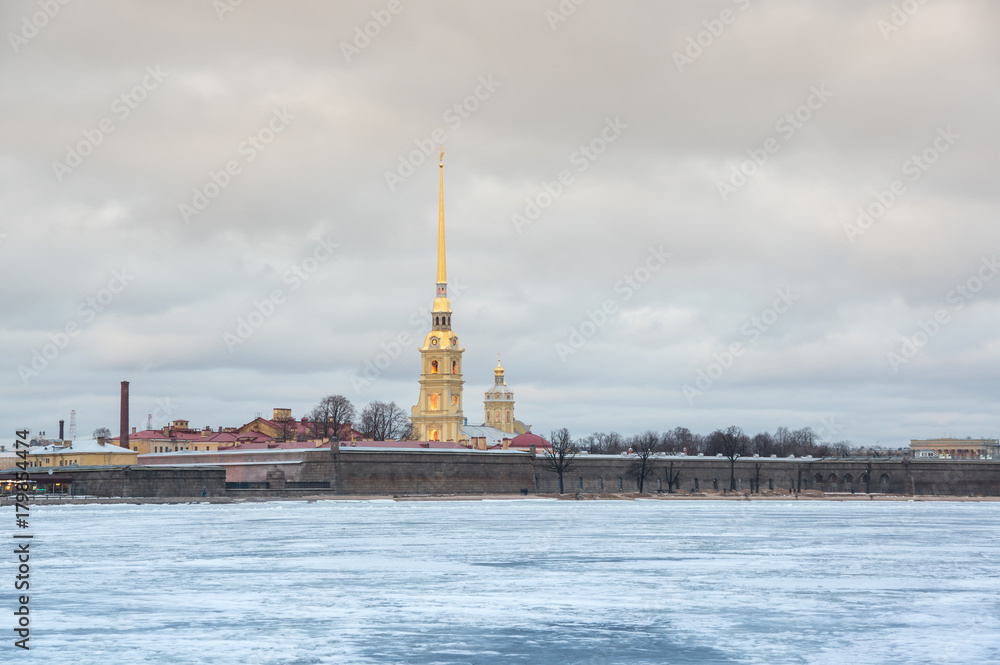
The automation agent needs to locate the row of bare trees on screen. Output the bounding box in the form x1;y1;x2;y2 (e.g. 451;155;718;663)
544;426;864;494
580;426;857;459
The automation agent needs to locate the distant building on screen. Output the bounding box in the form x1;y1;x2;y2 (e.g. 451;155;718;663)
117;415;362;454
0;444;17;471
116;420;272;454
25;438;138;467
910;438;999;460
237;410;362;442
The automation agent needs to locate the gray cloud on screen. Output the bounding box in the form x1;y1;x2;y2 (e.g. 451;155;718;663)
2;0;999;445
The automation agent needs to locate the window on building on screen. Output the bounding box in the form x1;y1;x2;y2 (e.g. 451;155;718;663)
578;477;583;489
431;360;439;374
430;394;440;411
452;360;457;373
598;477;604;490
430;429;440;442
451;395;458;407
617;477;623;490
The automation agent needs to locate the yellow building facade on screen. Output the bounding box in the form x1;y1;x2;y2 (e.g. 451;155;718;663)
27;439;138;467
411;150;466;443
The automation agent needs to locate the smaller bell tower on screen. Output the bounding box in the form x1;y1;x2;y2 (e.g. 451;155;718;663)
484;356;516;434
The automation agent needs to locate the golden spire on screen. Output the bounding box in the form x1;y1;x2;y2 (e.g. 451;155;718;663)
431;146;452;318
437;146;446;286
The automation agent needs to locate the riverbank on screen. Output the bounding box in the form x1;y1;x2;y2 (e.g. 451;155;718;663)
3;489;999;505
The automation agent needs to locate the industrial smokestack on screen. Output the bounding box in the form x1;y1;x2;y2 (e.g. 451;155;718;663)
59;419;65;440
120;381;130;451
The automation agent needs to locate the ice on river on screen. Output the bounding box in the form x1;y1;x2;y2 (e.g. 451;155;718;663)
7;499;1000;664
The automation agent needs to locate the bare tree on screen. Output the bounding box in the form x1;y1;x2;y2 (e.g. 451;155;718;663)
790;427;819;456
627;431;659;493
359;401;410;441
588;431;626;454
753;461;763;493
772;426;793;457
672;427;706;455
750;432;775;457
662;460;681;494
542;428;576;494
830;440;852;457
92;427;111;440
662;427;692;454
708;425;748;491
309;394;356;440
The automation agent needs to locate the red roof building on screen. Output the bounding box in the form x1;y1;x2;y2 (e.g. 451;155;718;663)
504;431;552;451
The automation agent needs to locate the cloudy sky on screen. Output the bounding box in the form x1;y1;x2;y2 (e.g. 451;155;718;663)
2;0;998;446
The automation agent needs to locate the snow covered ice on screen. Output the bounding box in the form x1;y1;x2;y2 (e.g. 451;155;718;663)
10;499;1000;664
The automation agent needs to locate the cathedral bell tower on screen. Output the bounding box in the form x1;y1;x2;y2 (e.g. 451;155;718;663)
410;149;466;443
484;357;516;434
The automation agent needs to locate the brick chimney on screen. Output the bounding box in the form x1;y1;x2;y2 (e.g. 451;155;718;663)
120;380;130;451
59;419;65;440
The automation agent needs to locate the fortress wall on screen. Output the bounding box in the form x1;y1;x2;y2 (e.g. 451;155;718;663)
67;466;228;498
531;457;1000;496
329;450;535;495
103;451;1000;497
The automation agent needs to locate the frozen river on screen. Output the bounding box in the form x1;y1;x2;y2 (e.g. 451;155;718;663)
7;499;1000;664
